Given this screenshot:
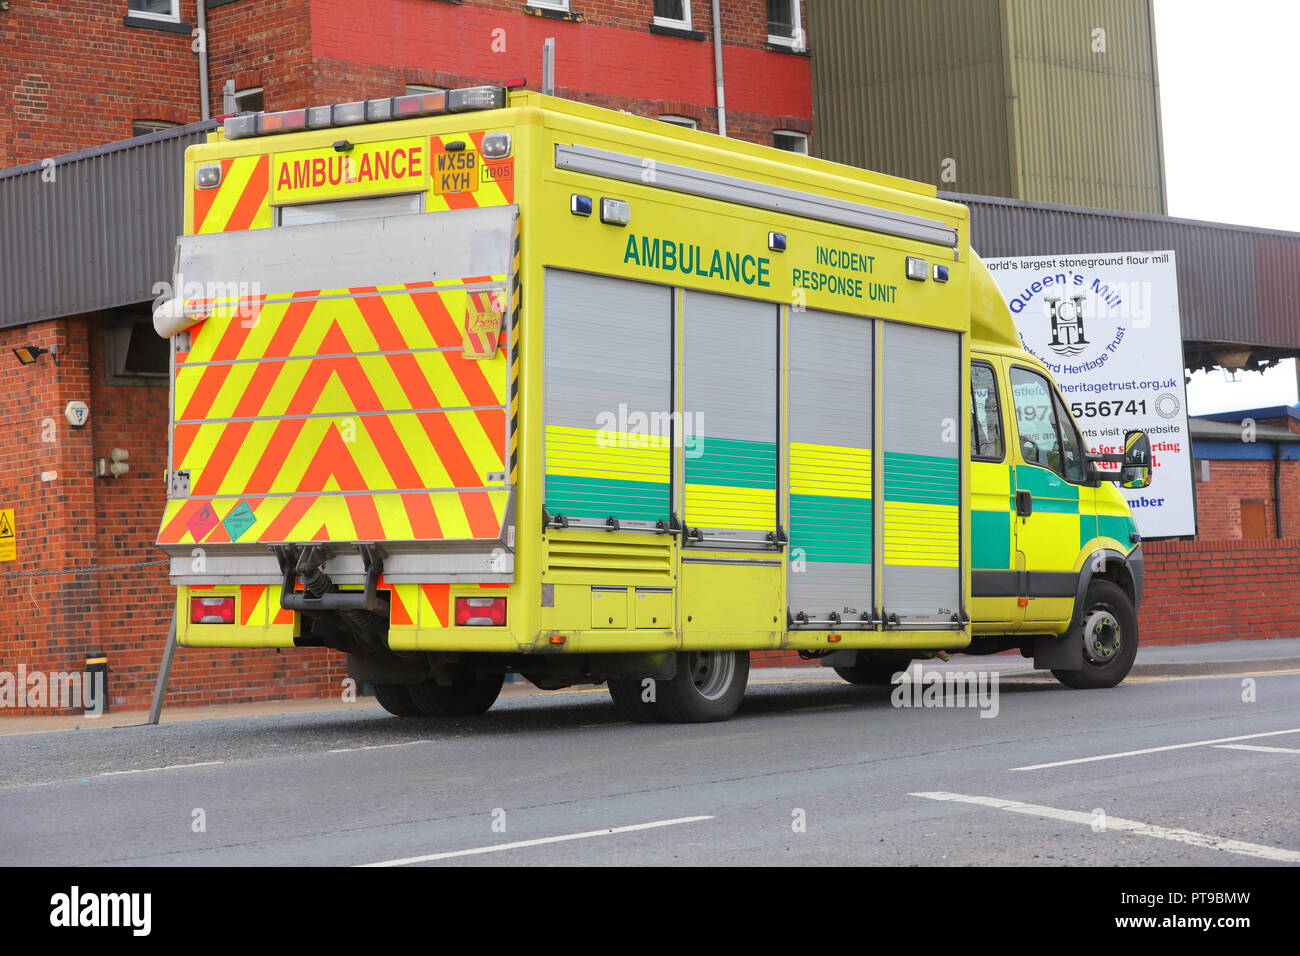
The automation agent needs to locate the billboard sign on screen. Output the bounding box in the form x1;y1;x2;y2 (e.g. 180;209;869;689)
984;250;1195;538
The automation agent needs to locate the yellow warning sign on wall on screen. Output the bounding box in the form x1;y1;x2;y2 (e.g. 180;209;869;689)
0;509;14;562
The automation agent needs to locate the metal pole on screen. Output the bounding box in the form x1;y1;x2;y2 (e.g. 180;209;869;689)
542;38;556;96
147;616;178;726
711;0;727;137
197;1;210;121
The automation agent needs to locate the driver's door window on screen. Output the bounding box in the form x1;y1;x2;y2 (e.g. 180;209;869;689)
1009;367;1087;481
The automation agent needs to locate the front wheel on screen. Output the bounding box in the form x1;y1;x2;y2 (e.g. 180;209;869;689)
655;651;749;723
407;671;505;717
1052;580;1138;689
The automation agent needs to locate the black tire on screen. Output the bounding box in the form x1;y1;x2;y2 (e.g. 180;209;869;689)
655;651;749;723
372;682;424;717
607;678;664;723
406;671;505;717
1052;580;1138;689
833;656;910;686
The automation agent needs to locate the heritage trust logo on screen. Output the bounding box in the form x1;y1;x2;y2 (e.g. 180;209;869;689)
49;887;151;937
1046;294;1091;356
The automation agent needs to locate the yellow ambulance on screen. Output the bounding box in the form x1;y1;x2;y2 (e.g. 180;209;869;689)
154;87;1152;722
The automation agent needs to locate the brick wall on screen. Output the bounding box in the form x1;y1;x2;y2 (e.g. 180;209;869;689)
0;315;346;715
1193;458;1300;539
2;1;811;169
303;0;812;146
0;0;203;167
1141;538;1300;645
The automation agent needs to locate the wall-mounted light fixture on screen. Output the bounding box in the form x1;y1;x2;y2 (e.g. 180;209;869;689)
12;345;53;366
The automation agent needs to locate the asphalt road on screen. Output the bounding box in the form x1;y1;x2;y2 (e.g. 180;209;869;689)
1;667;1297;866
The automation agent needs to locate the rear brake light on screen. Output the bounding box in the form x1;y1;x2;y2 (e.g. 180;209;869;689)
455;596;507;626
190;596;235;624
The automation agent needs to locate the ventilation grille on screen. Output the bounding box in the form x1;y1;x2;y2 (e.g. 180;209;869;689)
544;532;675;586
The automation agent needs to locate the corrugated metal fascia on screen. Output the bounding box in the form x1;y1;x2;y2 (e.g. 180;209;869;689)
0;121;215;331
947;191;1300;349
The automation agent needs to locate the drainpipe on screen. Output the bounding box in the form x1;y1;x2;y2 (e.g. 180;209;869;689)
1275;442;1284;538
711;0;727;137
197;0;211;121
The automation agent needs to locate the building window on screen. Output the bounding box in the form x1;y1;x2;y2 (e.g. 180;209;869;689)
128;0;180;21
767;0;804;48
654;0;691;28
405;84;447;96
105;313;170;383
773;130;808;154
658;114;698;129
132;119;179;137
232;87;264;113
526;0;571;11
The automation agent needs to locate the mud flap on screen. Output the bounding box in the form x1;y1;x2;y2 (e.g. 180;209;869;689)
1033;634;1083;671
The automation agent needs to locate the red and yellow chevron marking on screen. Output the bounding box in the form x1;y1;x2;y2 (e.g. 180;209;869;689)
176;281;507;365
426;133;514;212
160;489;508;546
159;281;511;547
193;154;273;234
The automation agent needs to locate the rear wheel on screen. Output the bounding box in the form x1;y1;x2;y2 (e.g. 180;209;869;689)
1052;580;1138;689
655;651;749;723
407;671;505;717
372;682;424;717
607;677;664;723
834;656;909;686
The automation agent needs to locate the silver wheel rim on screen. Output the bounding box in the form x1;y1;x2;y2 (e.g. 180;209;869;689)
1082;609;1122;665
688;651;735;701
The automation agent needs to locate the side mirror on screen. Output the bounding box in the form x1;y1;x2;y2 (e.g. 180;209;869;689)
1120;430;1152;489
1020;438;1039;463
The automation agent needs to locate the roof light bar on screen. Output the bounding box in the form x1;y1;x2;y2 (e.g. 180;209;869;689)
222;86;508;140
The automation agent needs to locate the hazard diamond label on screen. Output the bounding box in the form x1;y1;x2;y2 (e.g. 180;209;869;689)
186;503;220;542
0;508;14;562
223;500;257;541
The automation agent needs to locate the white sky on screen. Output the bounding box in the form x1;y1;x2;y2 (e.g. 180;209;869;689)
1154;0;1300;412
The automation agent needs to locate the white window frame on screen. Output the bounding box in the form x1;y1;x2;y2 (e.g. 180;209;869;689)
773;129;809;154
232;87;264;113
767;0;805;49
132;119;179;137
128;0;181;22
653;0;692;30
658;114;698;129
526;0;571;12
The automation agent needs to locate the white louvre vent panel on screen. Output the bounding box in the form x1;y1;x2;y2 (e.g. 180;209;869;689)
880;322;963;625
543;270;672;528
788;310;874;624
682;291;779;543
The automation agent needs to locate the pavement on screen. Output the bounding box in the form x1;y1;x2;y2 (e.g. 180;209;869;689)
0;648;1296;866
3;637;1298;737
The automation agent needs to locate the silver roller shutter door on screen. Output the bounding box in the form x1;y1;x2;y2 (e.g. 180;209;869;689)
880;322;963;624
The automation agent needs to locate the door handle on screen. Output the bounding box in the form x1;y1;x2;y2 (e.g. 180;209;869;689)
1015;490;1033;517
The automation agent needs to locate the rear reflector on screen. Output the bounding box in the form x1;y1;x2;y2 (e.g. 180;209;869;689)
455;596;507;626
191;596;235;624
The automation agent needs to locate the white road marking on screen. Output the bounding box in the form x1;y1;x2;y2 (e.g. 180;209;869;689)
358;815;715;867
99;761;225;776
1215;744;1300;754
1010;727;1300;771
911;791;1300;864
329;740;435;754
